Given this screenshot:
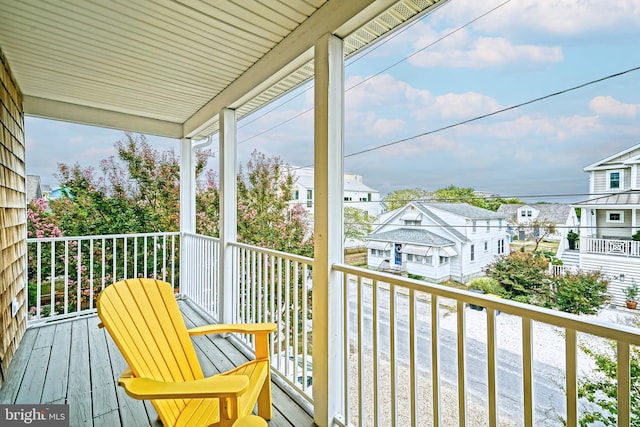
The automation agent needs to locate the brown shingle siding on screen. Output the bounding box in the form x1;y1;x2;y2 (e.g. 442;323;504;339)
0;46;26;387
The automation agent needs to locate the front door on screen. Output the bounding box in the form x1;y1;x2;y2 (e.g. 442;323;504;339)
394;243;402;266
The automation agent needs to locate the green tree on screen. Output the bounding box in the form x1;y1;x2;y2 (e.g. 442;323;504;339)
344;206;375;243
382;188;431;210
237;150;313;257
484;251;551;304
432;185;523;211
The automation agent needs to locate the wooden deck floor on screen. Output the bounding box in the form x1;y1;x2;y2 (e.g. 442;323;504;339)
0;300;315;427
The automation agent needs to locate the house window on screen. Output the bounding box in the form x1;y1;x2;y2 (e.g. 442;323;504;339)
367;193;372;201
384;250;391;257
484;241;488;252
606;210;624;223
486;220;490;232
407;254;414;262
498;239;505;254
415;255;422;262
360;197;367;202
527;210;532;217
607;170;623;190
292;189;299;200
344;196;352;201
520;211;526;217
307;189;313;208
470;245;475;261
425;255;433;264
498;219;502;230
472;220;477;232
404;220;421;226
439;256;449;265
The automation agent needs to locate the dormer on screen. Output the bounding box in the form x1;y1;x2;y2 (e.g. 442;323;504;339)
400;207;422;226
584;144;640;194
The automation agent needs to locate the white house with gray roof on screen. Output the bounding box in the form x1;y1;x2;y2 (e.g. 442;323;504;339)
497;203;579;242
365;202;509;283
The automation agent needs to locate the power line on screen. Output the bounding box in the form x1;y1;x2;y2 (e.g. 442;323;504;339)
236;0;511;146
342;65;640;159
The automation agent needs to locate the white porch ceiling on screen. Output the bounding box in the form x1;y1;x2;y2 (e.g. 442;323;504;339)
0;0;447;140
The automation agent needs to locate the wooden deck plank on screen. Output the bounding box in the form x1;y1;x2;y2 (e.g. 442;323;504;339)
40;321;72;404
88;316;120;421
0;302;315;427
104;327;159;427
68;319;93;426
15;326;52;404
0;327;37;403
179;301;315;427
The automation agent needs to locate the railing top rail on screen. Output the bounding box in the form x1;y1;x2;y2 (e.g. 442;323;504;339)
334;263;640;344
182;232;219;243
229;240;314;264
27;231;180;243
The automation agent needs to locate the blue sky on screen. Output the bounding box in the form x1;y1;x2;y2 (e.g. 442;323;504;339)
26;0;640;203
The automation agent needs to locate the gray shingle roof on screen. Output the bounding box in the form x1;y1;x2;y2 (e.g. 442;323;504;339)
366;228;455;246
497;203;574;224
419;202;506;220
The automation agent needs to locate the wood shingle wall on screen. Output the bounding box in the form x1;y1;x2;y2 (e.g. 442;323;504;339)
0;47;26;388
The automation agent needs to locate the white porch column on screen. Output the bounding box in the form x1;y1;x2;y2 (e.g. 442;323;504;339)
218;108;237;325
313;33;345;427
180;138;196;233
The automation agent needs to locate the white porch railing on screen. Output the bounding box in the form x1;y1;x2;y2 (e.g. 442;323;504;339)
26;232;179;324
581;237;640;257
333;264;640;427
27;232;640;425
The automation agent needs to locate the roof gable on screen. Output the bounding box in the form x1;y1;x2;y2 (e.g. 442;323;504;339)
584;143;640;171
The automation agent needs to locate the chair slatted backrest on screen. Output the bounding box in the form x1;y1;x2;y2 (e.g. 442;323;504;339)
97;278;204;425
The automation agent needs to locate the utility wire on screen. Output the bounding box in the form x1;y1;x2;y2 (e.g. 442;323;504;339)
342;65;640;159
236;0;512;145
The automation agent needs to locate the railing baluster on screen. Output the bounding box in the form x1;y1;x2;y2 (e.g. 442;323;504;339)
522;318;533;427
64;240;69;314
431;294;441;426
76;238;82;313
390;284;397;426
617;341;630;427
89;239;94;309
50;241;55;318
456;300;467;427
357;275;364;427
487;307;498;427
343;271;350;426
372;279;379;427
409;288;417;427
565;329;577;427
36;241;42;317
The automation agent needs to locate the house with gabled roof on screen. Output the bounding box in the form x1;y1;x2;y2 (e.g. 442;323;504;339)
561;143;640;304
497;203;579;241
365;202;509;283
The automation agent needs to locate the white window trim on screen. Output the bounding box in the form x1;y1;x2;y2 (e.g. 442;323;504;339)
606;169;624;191
606;210;624;223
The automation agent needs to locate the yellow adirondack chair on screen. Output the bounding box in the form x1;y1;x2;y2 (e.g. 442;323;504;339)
96;278;276;427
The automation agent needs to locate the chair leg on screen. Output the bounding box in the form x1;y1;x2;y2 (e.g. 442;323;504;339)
257;372;272;420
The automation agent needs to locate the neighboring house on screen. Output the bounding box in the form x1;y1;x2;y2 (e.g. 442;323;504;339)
289;166;383;248
26;175;43;203
365;202;509;283
561;143;640;304
497;203;579;242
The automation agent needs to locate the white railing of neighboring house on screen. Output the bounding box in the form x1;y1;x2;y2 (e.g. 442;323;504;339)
26;232;179;324
581;237;640;257
333;264;640;427
548;264;579;276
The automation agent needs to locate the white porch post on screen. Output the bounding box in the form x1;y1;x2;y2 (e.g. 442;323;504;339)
313;33;345;427
180;138;195;294
218;108;237;325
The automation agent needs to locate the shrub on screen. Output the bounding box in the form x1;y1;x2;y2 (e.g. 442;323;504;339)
467;277;506;296
553;271;609;315
577;343;640;426
484;252;552;304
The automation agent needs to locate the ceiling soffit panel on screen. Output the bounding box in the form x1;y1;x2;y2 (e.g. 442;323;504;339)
0;0;448;138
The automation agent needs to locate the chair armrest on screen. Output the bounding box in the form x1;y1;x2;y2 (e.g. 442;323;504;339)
188;323;276;336
118;369;250;400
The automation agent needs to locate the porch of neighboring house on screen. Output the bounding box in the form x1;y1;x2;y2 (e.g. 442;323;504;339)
0;299;314;427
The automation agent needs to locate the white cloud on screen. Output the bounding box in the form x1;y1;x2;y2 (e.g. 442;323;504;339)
408;31;563;68
589;96;640;117
437;0;640;36
372;118;405;136
416;92;503;120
